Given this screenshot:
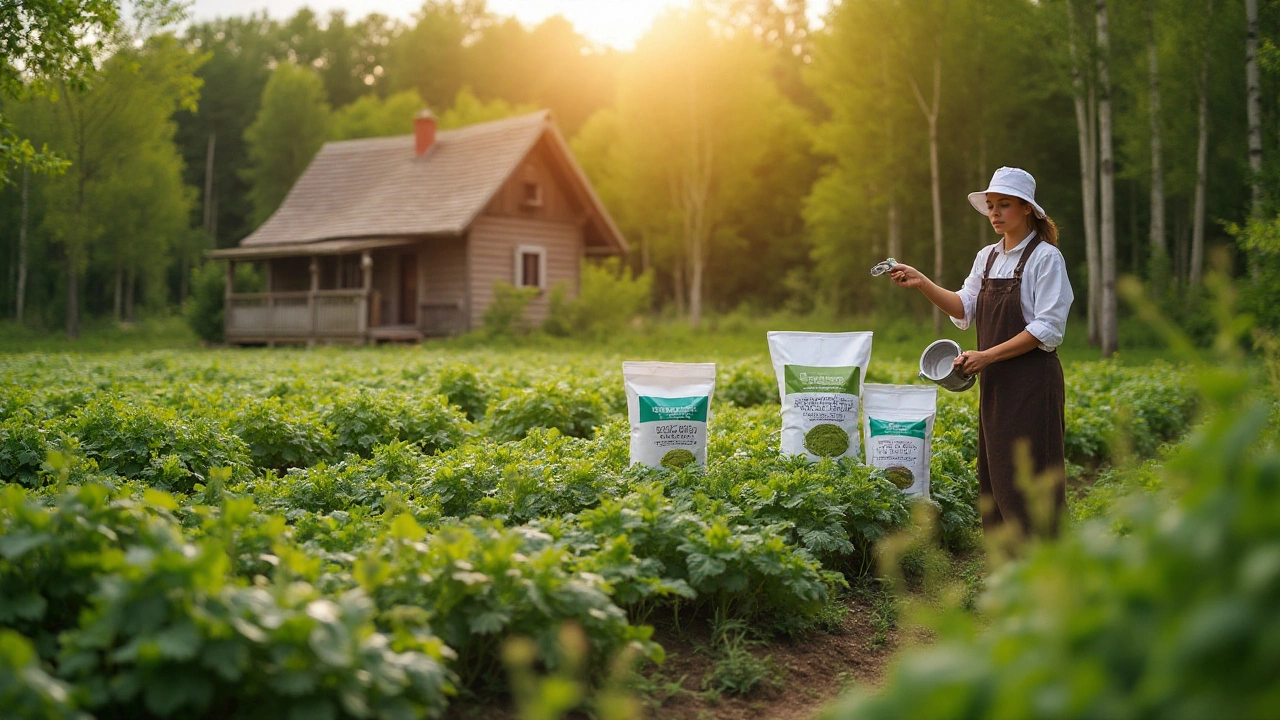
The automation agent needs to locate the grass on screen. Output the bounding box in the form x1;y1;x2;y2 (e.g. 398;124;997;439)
0;305;1186;367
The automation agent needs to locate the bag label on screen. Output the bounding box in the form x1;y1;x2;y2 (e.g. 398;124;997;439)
870;418;927;440
639;395;709;423
784;365;860;395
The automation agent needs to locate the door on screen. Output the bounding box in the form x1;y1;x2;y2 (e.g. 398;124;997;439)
400;253;418;325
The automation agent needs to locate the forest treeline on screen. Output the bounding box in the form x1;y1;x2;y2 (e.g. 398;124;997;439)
2;0;1278;349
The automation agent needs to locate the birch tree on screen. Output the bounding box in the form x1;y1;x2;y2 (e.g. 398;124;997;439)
908;55;945;335
1190;0;1216;287
1067;0;1102;346
1096;0;1118;357
1147;0;1169;293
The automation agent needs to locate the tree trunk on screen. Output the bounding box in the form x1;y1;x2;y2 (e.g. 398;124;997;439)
1068;0;1102;347
1245;0;1263;221
1096;0;1118;357
204;131;217;244
909;55;944;335
1147;0;1168;294
125;269;136;322
113;264;123;323
15;165;28;322
66;250;80;340
1190;0;1215;287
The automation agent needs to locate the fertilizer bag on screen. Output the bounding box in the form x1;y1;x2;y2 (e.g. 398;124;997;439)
861;384;938;497
767;331;873;460
623;361;716;470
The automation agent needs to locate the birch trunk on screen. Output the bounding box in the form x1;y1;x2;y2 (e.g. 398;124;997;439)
1147;0;1167;289
1190;0;1215;287
1068;1;1102;347
1246;0;1263;221
1096;0;1118;357
909;55;944;335
15;165;28;322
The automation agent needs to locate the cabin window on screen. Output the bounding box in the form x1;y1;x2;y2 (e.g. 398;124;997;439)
514;245;547;291
522;181;542;208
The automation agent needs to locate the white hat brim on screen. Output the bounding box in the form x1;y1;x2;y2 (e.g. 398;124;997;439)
968;186;1046;219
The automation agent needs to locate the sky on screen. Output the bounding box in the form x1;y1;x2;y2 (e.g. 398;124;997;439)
186;0;832;50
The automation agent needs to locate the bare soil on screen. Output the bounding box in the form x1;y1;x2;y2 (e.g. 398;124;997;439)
442;589;901;720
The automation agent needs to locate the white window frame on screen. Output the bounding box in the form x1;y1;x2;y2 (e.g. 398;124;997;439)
513;245;547;291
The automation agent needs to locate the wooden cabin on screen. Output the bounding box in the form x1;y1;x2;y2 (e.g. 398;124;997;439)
207;110;628;344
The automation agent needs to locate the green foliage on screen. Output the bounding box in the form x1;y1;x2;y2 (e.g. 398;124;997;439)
1231;217;1280;334
185;262;264;343
435;364;491;421
323;389;470;458
329;90;425;140
823;370;1278;719
0;348;1203;717
0;629;82;720
485;382;607;442
544;260;653;337
242;62;331;226
437;86;537;130
717;363;777;408
229;396;334;472
63;397;252;491
481;282;540;338
701;618;780;697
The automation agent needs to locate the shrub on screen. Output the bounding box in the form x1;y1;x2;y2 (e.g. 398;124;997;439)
481;282;538;338
185;262;262;344
543;259;652;337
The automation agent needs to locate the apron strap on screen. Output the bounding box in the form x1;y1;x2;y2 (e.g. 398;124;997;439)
1013;237;1042;280
982;245;1000;280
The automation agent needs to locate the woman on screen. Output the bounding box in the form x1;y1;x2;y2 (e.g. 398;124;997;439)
889;166;1074;539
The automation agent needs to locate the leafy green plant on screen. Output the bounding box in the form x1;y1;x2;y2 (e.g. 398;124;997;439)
323;389;469;457
485;382;608;442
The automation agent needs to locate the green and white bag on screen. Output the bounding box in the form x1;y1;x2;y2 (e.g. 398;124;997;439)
862;384;938;497
623;361;716;470
767;331;873;461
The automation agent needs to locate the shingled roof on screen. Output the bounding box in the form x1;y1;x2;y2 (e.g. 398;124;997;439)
227;110;626;254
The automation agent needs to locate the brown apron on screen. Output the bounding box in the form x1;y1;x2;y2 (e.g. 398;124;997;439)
975;237;1066;538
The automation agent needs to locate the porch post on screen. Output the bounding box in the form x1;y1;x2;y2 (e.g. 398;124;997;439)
358;251;372;341
224;260;234;340
308;256;319;343
264;259;275;341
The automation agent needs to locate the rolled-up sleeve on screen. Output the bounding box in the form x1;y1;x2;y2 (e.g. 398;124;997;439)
950;251;985;330
1023;249;1074;349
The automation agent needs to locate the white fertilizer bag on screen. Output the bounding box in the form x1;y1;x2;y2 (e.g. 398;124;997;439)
767;331;873;461
861;384;938;497
623;361;716;470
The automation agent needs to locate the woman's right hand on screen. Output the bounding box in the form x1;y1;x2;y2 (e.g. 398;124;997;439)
888;264;927;289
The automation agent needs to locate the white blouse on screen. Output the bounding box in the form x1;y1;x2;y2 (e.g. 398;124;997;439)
951;231;1075;351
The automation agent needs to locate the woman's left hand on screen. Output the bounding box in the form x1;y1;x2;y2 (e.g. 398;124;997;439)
954;350;991;376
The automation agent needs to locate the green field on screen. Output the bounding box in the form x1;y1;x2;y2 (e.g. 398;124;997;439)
0;332;1208;719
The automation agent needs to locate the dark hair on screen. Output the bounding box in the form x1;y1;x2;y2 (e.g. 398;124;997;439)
1022;200;1059;246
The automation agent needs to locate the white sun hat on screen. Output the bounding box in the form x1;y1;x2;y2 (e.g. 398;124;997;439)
967;166;1046;219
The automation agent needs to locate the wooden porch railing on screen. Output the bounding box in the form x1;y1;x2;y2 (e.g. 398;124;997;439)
226;290;367;340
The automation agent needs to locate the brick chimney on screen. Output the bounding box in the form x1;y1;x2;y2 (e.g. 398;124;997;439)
414;109;436;157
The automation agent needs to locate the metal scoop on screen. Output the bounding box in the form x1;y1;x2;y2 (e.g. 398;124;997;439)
870;257;898;276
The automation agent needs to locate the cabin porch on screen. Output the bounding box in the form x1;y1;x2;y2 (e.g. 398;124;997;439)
214;238;467;345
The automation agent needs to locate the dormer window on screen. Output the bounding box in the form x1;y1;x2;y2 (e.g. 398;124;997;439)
522;181;542;208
